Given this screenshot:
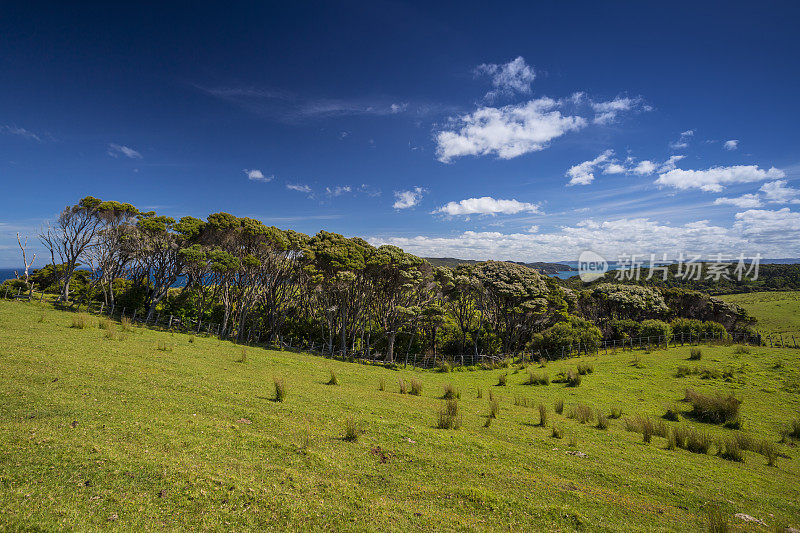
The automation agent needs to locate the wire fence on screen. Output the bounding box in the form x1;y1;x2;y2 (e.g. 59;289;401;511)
4;287;798;371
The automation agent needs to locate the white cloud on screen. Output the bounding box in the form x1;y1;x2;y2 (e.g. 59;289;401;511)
655;165;786;192
393;187;425;209
713;194;763;208
734;208;800;237
108;143;142;159
669;129;694;150
527;225;539;233
435;97;586;162
590;96;645;124
244;169;272;182
325;185;351;197
1;124;41;141
390;103;409;113
724;139;739;151
632;160;658;175
286;183;311;193
475;56;536;100
603;163;626;175
434;197;541;216
760;180;800;204
566;150;614;186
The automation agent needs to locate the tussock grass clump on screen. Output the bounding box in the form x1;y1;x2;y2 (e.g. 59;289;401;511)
188;335;195;343
596;410;609;430
577;362;594;375
274;377;286;402
685;388;741;424
689;348;702;360
513;396;532;407
398;379;408;394
37;313;45;323
761;441;778;466
97;317;112;330
538;404;548;427
733;344;750;354
120;317;133;332
343;417;360;441
780;418;800;442
685;428;712;454
442;383;460;399
525;371;549;386
476;387;483;399
664;403;681;421
666;429;677;450
70;313;90;329
567;404;594;424
497;373;507;386
104;329;118;340
554;398;564;415
437;399;462;430
378;378;386;391
327;369;339;385
625;415;667;443
705;505;729;533
409;378;423;396
488;398;500;419
157;340;173;352
609;407;623;419
236;347;247;362
551;425;564;439
566;369;581;387
717;437;744;462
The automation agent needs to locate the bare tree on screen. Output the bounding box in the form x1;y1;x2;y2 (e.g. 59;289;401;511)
16;233;36;284
38;197;103;301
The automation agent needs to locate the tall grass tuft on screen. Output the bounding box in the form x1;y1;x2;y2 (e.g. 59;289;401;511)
70;313;90;329
104;328;118;340
443;383;460;399
718;437;744;462
666;429;677;450
733;345;750;355
596;410;609;430
398;379;408;394
489;398;500;419
476;387;483;399
567;404;594;424
780;418;800;442
525;371;549;386
120;317;133;332
327;369;339;385
609;407;623;419
685;388;741;424
577;362;594;375
188;335;195;344
437;399;462;429
566;369;582;387
554;398;564;415
664;403;681;421
761;441;778;466
343;417;360;441
497;373;507;386
98;318;111;330
409;378;423;396
37;313;45;323
538;404;548;427
551;425;564;439
157;340;173;352
705;505;729;533
378;378;386;391
689;348;702;360
236;347;247;363
274;377;286;402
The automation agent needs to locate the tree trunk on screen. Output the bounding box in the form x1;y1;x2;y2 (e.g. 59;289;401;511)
386;331;396;363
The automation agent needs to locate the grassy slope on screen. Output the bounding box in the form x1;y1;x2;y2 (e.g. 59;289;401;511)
720;290;800;337
0;301;799;532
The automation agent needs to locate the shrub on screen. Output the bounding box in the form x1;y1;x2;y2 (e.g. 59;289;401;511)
70;313;90;329
378;378;386;391
554;398;564;415
435;360;452;373
689;348;702;360
274;377;286;402
576;362;593;375
437;399;462;429
344;417;360;441
529;316;602;358
489;398;500;419
718;438;744;462
551;425;564;439
327;369;339;386
639;319;672;342
609;407;622;419
538;404;548;427
664;403;681;421
567;404;594;424
526;371;549;386
497;373;507;386
443;383;460;399
398;379;408;394
685;388;741;424
409;379;423;396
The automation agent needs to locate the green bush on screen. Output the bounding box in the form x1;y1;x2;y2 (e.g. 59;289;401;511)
529;316;602;359
639;319;672;342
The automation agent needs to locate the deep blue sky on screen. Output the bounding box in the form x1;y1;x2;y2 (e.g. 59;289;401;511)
2;1;800;266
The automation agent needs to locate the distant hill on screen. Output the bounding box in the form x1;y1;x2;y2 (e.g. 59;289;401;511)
424;257;575;275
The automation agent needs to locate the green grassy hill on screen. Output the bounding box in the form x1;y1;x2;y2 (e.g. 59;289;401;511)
1;301;799;531
720;290;800;337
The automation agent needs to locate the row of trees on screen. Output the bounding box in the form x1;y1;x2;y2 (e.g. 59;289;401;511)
15;197;750;362
30;197;574;361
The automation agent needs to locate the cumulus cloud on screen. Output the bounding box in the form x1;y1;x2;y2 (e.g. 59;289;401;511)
108;143;142;159
371;210;800;261
286;183;311;193
566;150;614;186
435;97;586;162
244;169;272;182
393;187;425;209
603;163;627;175
760;180;800;204
475;56;536;100
590;96;646;124
434;197;541;216
632;160;658;175
655;165;786;192
724;139;739;151
713;194;763;208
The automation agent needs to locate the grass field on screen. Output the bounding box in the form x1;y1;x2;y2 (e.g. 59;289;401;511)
1;301;800;531
720;290;800;337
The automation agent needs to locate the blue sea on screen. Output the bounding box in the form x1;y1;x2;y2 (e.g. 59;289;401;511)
0;268;21;282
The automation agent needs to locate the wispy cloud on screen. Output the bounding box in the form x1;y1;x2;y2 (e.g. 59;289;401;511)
724;139;739;151
107;143;142;159
0;124;41;141
474;56;535;101
669;129;694;150
590;96;648;125
393;187;425;209
286;183;311;193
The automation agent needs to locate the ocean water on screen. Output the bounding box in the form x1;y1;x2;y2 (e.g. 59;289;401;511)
0;268;22;283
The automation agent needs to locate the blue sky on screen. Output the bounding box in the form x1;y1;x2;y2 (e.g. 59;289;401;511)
2;1;800;266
